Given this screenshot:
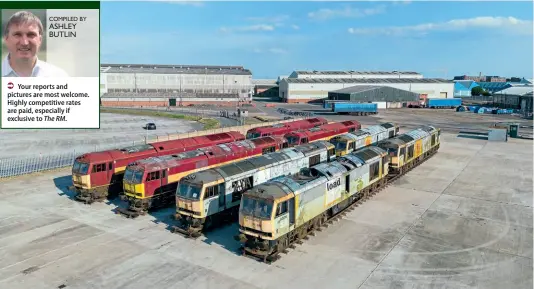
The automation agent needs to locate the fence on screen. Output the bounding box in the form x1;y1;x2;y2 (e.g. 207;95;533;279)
0;117;306;179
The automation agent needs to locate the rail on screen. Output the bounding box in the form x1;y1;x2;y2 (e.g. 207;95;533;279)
0;117;306;179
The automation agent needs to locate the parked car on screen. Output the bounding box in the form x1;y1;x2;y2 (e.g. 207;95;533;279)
145;122;156;130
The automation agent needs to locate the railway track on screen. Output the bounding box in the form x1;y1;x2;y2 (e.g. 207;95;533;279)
240;145;440;264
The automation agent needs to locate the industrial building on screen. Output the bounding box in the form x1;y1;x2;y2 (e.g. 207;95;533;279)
454;80;480;97
492;86;533;115
327;85;421;108
278;73;454;103
289;70;423;80
252;79;278;97
100;64;254;107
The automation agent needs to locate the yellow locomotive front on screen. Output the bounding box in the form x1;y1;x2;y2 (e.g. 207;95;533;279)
236;193;277;256
71;159;91;190
173;174;224;237
122;166;145;198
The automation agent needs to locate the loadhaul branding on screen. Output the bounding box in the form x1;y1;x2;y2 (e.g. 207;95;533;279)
327;178;341;191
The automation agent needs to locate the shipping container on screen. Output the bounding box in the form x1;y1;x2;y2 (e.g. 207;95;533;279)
425;98;462;108
332;102;378;115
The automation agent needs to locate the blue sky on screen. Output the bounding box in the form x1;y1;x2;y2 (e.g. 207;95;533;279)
100;1;534;79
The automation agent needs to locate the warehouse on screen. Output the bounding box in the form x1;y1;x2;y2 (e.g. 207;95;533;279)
492;86;533;115
327;85;421;108
289;70;423;80
279;77;454;103
100;64;254;107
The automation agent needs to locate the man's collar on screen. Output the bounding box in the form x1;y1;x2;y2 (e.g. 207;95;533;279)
2;53;40;77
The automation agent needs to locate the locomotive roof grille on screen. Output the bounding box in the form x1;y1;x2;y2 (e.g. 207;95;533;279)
338;154;365;167
362;126;387;135
380;122;394;129
397;134;416;143
352;147;381;162
310;162;348;179
120;144;153;153
405;130;429;140
416;125;437;133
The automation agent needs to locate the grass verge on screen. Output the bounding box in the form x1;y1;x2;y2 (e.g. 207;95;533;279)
100;108;220;130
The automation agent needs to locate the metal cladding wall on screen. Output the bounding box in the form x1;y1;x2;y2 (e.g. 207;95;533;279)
328;86;420;102
99;64;255;99
279;80;454;103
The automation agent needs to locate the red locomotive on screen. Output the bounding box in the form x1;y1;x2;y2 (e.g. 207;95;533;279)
285;120;361;146
71;131;245;204
116;136;289;217
245;117;328;139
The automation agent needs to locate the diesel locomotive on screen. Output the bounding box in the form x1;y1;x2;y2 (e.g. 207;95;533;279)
329;122;399;157
245;117;328;139
70;131;245;204
172;140;336;237
116;136;288;218
171;122;399;237
236;125;441;262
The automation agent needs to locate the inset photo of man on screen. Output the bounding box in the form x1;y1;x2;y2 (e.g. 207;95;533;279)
2;10;68;77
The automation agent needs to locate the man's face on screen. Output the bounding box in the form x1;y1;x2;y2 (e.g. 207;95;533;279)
4;22;42;61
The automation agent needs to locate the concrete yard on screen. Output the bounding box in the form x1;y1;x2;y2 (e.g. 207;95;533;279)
0;129;531;288
254;102;534;138
0;113;203;159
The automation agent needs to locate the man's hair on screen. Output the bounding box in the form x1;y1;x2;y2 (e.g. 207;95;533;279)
3;11;43;37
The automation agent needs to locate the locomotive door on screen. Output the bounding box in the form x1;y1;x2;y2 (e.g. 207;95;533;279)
159;169;168;195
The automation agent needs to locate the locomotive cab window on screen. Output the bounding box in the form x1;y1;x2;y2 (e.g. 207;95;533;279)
349;128;355;133
262;146;275;154
276;201;288;217
92;163;107;173
400;147;405;157
302;138;309;144
349;142;355;150
146;171;160;181
204;184;220;199
162;170;166;178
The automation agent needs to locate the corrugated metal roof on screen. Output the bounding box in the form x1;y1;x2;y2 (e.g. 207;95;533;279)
294;70;421;75
477;82;511;90
284;78;452;84
330;85;384;94
100;63;252;75
493;86;533;96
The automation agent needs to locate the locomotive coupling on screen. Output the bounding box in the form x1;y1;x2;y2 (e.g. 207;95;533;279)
234;233;247;243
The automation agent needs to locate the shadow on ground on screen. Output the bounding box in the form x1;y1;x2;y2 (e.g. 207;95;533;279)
53;175;122;208
145;204;242;256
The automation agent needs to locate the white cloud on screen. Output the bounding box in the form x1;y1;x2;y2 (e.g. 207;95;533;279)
348;16;534;36
291;24;300;30
253;48;288;54
219;24;275;33
246;15;290;26
308;4;386;21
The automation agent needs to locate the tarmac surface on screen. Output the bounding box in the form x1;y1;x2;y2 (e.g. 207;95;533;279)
0;113;203;159
0;128;532;289
252;101;534;137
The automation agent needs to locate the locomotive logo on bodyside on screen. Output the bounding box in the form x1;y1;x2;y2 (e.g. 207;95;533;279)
327;178;341;191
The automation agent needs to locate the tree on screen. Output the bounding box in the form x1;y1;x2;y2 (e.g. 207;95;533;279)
482;91;491;96
471;86;484;96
